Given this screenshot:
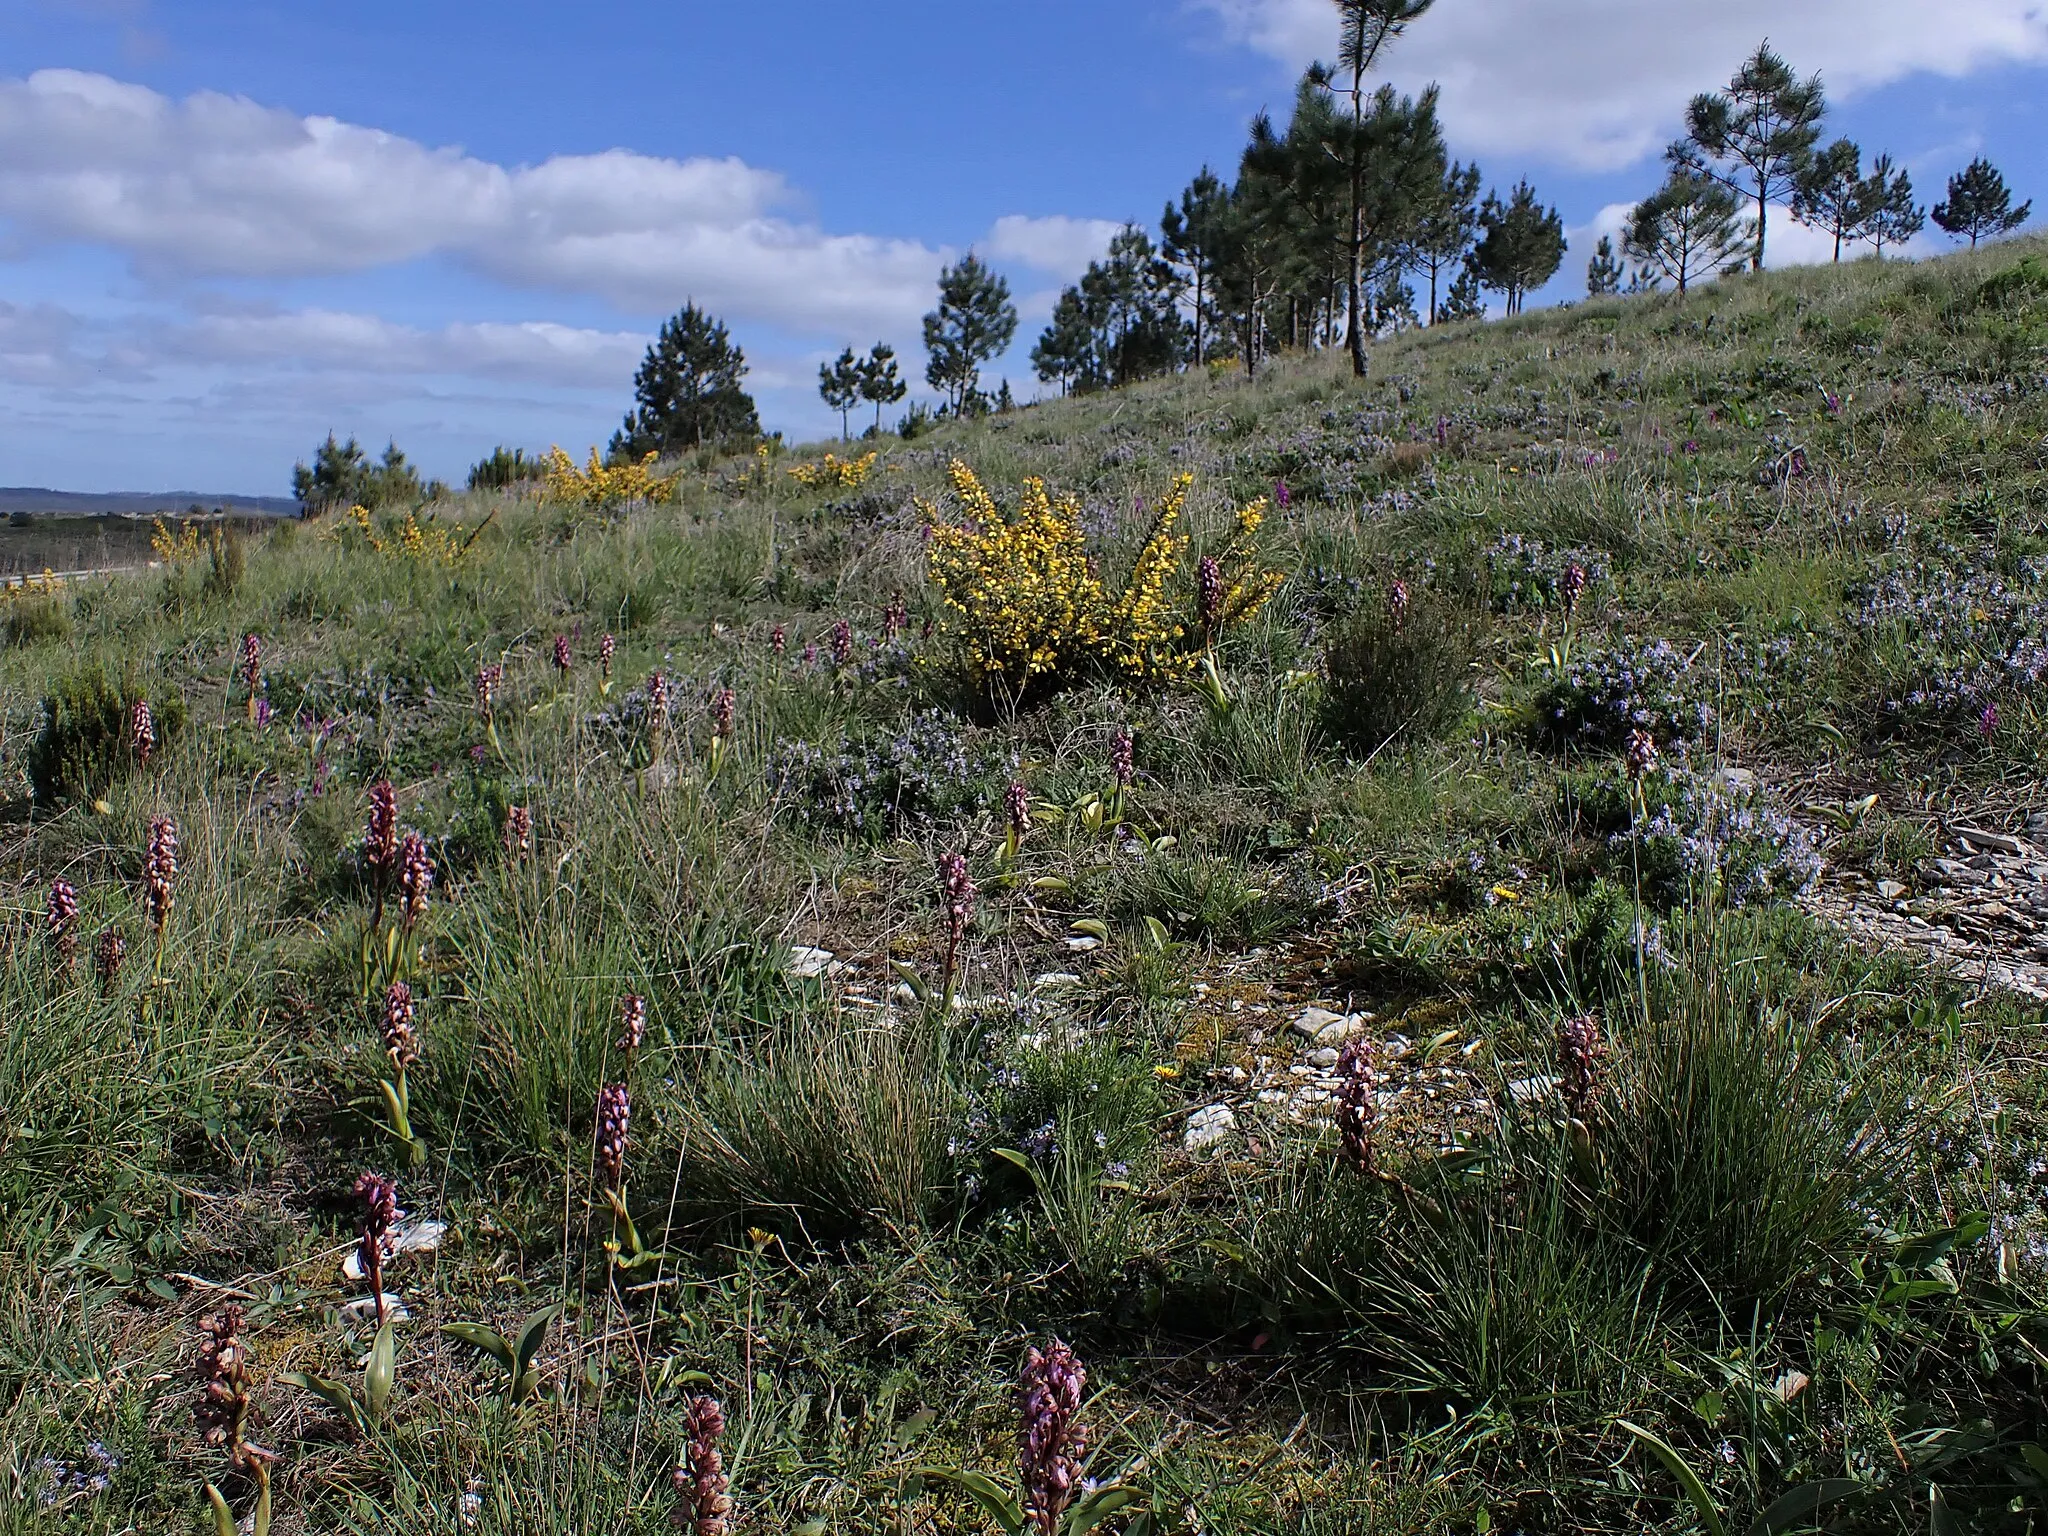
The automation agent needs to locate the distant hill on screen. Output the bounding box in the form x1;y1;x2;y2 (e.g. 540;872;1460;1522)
0;487;299;518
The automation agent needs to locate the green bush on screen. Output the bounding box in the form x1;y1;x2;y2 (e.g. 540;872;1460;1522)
26;664;186;806
4;591;71;647
1319;591;1484;754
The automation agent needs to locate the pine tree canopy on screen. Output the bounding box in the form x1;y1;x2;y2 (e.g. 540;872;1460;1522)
1933;158;2032;247
923;254;1018;414
1472;180;1566;315
613;304;760;458
1623;169;1748;294
1670;41;1825;272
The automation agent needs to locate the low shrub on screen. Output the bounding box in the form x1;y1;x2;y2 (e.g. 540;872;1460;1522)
27;664;186;806
920;460;1280;700
4;590;71;647
766;708;1004;838
1535;635;1714;753
1575;765;1823;908
1319;589;1484;754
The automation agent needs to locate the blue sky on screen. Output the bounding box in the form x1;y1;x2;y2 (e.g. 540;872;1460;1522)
2;0;2044;494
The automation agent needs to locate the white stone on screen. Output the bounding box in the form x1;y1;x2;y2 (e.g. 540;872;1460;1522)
1508;1075;1559;1104
1064;937;1102;953
1032;973;1084;990
1308;1047;1340;1068
786;945;838;979
1292;1005;1347;1038
1183;1103;1237;1152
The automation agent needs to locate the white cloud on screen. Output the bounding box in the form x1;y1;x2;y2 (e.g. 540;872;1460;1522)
0;296;646;391
160;309;647;387
0;298;91;385
0;69;950;333
1197;0;2048;170
985;214;1123;281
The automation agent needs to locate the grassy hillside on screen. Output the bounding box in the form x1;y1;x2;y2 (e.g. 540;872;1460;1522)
4;237;2048;1534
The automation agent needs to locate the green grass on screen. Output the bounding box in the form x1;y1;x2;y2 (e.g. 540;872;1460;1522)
5;238;2048;1533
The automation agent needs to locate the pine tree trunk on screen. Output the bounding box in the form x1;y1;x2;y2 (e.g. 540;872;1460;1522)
1754;181;1768;271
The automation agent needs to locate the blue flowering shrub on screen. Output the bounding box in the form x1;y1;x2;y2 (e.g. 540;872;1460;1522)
1536;636;1715;754
1848;556;2048;735
1574;765;1822;909
766;708;1006;837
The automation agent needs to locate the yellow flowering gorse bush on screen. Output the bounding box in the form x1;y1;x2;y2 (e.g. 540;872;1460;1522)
1;567;61;600
151;519;205;565
788;451;878;490
920;460;1281;694
541;446;681;511
326;505;472;566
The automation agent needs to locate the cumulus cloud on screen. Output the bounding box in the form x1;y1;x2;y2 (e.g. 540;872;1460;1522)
0;69;949;333
0;296;646;391
1196;0;2048;170
159;310;647;387
0;298;91;386
985;214;1123;281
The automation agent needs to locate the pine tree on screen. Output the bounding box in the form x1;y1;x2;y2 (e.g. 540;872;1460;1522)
1623;170;1749;294
613;304;760;457
1161;168;1232;366
1670;42;1825;271
1436;260;1485;322
1791;139;1867;262
1586;235;1625;297
1933;158;2032;247
818;348;863;441
1861;154;1924;259
1472;181;1565;315
922;254;1018;415
292;434;370;514
1328;0;1437;375
1032;288;1101;396
1406;161;1483;321
856;344;907;435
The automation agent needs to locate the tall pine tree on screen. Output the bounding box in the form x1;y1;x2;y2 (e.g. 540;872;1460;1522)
1624;170;1748;294
614;305;760;457
1327;0;1437;375
1791;139;1868;262
818;348;863;440
922;254;1018;415
856;345;907;435
1161;168;1233;367
1670;42;1825;271
1472;181;1565;315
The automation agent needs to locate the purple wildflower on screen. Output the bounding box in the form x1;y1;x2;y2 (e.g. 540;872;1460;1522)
130;699;156;766
674;1397;732;1536
1557;1013;1604;1124
380;981;419;1070
144;816;178;935
503;804;532;859
363;781;399;875
398;832;433;927
617;994;646;1056
552;634;573;675
353;1172;399;1326
1197;555;1224;638
1109;728;1134;791
46;878;79;968
595;1083;630;1192
1018;1342;1088;1536
1335;1040;1379;1176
